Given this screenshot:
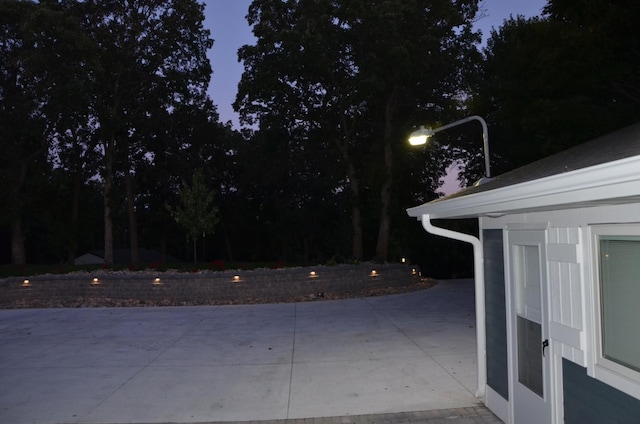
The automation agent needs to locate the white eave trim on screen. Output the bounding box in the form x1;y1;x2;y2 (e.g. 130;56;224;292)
407;155;640;220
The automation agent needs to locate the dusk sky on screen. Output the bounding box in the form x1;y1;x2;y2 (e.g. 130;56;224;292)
203;0;548;129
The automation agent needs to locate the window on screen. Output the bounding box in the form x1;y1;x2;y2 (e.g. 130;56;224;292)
591;225;640;398
599;236;640;371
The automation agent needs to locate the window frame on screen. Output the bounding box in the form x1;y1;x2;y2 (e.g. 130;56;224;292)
589;224;640;399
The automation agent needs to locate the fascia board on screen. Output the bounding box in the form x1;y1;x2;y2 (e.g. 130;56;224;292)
406;155;640;220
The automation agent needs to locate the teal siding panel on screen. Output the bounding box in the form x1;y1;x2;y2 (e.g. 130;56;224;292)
483;229;509;400
563;359;640;423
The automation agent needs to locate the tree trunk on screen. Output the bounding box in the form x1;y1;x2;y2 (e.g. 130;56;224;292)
347;163;364;261
222;221;234;261
10;156;31;265
303;237;310;264
351;201;364;261
10;215;25;265
193;239;197;264
160;231;167;263
125;167;138;265
202;234;206;262
375;86;399;262
336;127;364;261
103;138;114;265
375;141;393;262
67;173;81;264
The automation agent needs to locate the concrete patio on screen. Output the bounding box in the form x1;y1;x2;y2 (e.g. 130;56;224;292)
0;279;495;423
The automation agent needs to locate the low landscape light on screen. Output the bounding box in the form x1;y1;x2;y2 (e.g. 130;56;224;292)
309;271;318;278
370;270;378;277
92;277;100;285
22;279;30;286
232;275;241;283
153;277;161;285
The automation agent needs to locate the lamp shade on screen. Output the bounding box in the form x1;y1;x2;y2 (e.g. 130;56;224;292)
408;125;432;146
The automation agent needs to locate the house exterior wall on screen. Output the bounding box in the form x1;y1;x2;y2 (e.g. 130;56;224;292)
479;202;640;423
563;359;640;424
483;229;509;400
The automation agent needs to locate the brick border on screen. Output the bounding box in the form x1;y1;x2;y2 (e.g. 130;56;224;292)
177;406;502;424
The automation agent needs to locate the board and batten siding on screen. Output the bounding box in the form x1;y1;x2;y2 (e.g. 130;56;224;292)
547;227;586;366
563;359;640;423
482;229;509;400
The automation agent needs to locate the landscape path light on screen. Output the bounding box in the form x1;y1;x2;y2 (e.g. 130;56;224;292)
408;115;492;183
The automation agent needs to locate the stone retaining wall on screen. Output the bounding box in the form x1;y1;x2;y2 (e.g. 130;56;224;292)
0;263;421;308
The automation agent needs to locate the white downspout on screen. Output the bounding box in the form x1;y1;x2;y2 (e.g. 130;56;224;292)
421;214;487;399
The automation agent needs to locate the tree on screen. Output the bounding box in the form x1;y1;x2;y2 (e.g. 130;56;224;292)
49;127;102;263
81;0;214;265
543;0;640;116
475;1;640;174
0;0;94;264
343;0;481;261
166;170;220;264
236;0;482;262
0;0;241;266
135;99;237;263
236;0;363;259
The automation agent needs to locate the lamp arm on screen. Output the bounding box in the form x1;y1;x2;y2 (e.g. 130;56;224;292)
431;115;490;178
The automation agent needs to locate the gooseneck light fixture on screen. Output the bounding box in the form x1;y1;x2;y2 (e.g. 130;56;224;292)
408;115;491;180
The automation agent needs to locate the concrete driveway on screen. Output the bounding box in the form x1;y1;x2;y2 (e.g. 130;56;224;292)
0;279;485;423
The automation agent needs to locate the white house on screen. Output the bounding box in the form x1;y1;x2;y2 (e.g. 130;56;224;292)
407;122;640;423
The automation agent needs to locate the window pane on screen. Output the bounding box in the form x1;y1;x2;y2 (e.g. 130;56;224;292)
517;316;544;397
599;237;640;372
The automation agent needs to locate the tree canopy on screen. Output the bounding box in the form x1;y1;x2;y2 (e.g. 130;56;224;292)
474;0;640;174
235;0;482;262
0;0;95;264
1;0;638;278
0;0;226;266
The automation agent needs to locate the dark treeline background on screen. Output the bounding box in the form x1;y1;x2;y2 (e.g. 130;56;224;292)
1;0;638;277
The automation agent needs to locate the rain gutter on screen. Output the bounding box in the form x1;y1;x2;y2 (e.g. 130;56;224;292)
421;214;487;399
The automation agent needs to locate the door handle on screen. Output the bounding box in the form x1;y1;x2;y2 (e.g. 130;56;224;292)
542;339;549;357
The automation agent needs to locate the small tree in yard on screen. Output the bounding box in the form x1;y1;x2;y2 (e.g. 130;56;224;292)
166;170;219;264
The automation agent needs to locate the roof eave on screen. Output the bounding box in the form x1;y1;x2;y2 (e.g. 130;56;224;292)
407;155;640;220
